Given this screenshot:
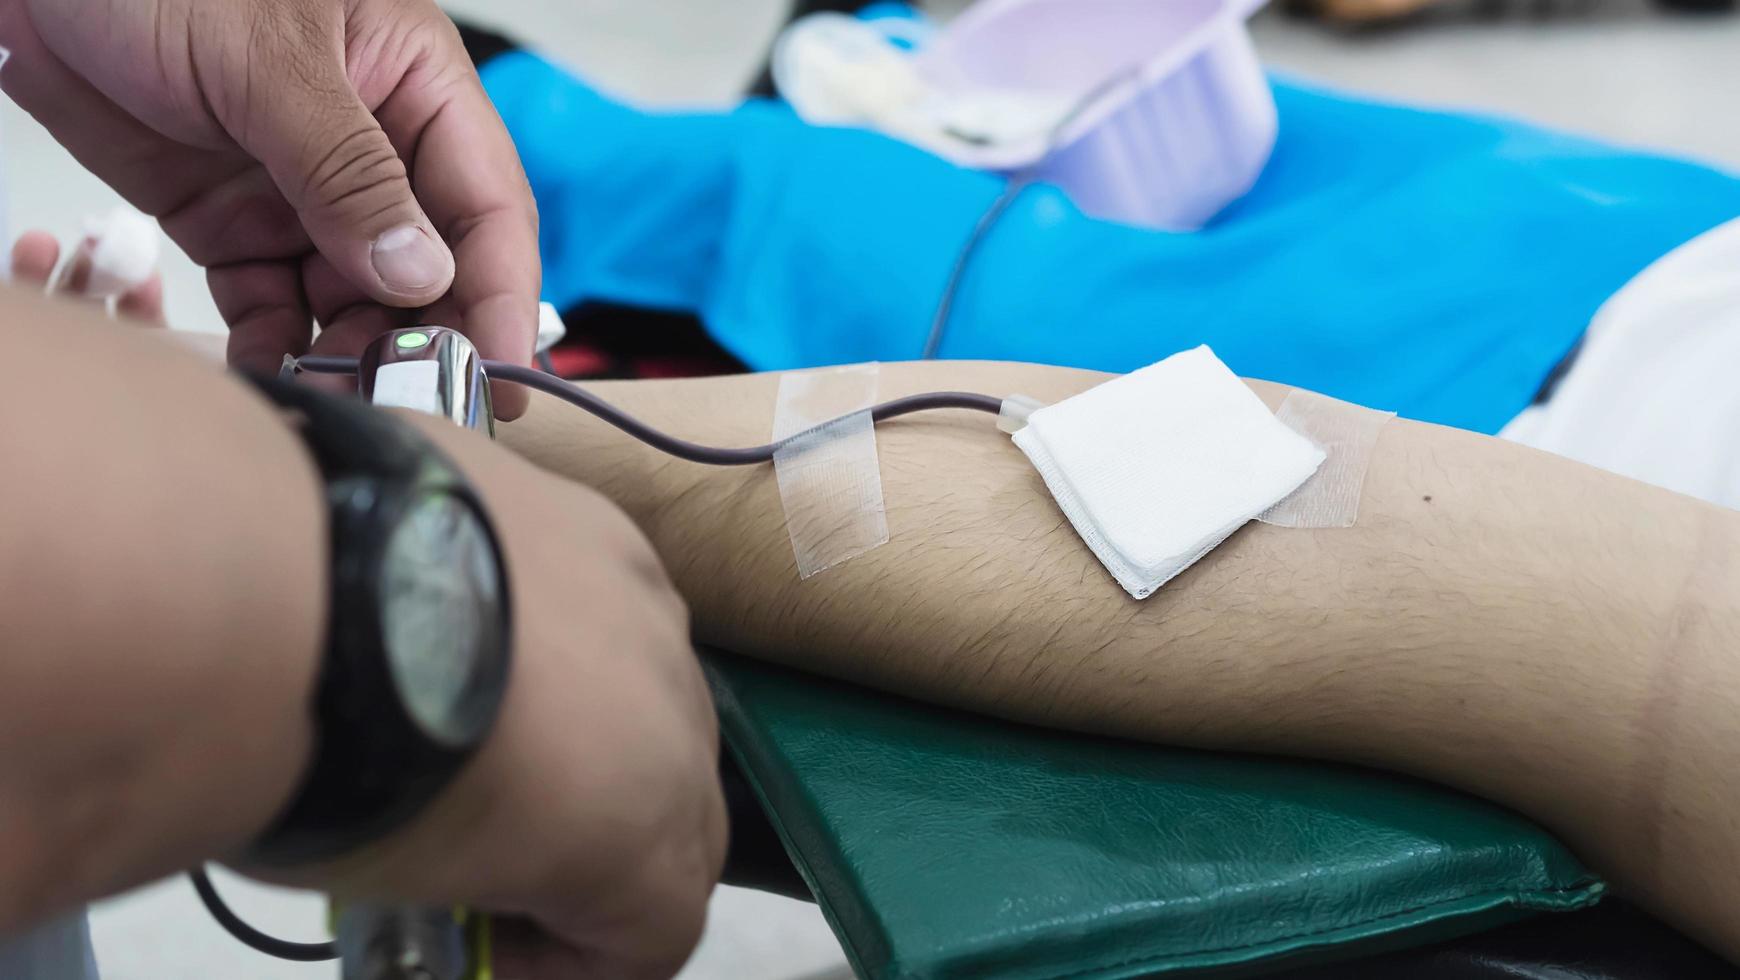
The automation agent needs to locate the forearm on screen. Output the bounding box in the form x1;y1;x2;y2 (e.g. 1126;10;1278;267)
501;360;1740;957
0;288;322;930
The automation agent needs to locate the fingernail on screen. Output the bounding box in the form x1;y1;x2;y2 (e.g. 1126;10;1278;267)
371;225;452;293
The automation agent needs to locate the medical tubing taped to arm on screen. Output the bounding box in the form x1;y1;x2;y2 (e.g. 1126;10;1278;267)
293;356;1005;465
771;365;889;578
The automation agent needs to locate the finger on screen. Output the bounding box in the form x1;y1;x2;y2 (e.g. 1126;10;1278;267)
304;254;413;358
208;261;314;377
380;53;541;419
490;918;612;980
0;5;307;347
117;275;167;326
0;12;240;218
18;232;149;321
10;232;62;286
44;240;96;300
523;869;713;980
490;918;690;980
421;292;528;418
156;166;312;270
280;254;405;398
232;21;454;311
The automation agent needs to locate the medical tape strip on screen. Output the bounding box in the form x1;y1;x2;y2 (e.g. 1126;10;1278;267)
772;364;890;579
1258;391;1395;528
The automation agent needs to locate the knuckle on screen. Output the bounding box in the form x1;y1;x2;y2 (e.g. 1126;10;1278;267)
523;194;542;236
243;2;343;104
278;0;332;49
300;125;409;214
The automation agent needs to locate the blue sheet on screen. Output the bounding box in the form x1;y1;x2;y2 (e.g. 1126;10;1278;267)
483;50;1740;433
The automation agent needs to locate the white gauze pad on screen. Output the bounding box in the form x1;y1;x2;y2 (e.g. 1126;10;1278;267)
1011;346;1324;599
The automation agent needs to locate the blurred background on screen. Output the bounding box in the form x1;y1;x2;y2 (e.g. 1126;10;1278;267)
3;0;1735;977
7;0;1738;340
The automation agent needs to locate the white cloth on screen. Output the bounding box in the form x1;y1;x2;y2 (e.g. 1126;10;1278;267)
1502;217;1740;509
1013;345;1324;599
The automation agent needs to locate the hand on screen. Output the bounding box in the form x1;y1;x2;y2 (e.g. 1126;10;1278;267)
9;235;726;976
10;230;166;324
309;418;728;978
0;0;540;416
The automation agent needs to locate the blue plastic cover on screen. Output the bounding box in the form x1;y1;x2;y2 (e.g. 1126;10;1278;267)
483;51;1740;433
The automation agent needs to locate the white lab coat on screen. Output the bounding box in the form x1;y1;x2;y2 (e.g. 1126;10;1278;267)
1503;216;1740;510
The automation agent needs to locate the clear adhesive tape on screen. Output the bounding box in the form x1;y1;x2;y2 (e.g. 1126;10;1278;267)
1258;391;1394;529
772;364;890;578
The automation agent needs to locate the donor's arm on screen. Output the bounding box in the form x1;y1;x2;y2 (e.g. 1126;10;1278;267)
500;360;1740;962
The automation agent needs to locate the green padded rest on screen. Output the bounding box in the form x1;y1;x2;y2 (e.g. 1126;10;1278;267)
704;651;1605;980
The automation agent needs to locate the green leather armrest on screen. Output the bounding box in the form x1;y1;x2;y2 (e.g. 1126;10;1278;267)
704;651;1605;980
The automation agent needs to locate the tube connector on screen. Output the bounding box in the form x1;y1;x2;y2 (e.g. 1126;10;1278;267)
997;394;1045;434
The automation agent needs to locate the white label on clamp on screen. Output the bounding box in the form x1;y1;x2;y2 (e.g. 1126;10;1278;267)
372;361;445;417
772;364;889;579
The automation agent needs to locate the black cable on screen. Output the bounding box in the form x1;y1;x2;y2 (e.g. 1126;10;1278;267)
296;355;376;374
489;361;1002;463
295;356;1005;465
188;868;337;962
920;178;1027;360
918;66;1142;361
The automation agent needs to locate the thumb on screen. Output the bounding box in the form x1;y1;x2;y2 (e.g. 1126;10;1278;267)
237;60;454;308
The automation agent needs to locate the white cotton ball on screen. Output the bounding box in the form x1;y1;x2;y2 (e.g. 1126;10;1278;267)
80;207;162;300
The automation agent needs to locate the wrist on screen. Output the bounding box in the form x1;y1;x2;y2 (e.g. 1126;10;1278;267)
0;371;326;927
240;381;513;870
152;377;329;862
218;388;331;851
249;413;521;894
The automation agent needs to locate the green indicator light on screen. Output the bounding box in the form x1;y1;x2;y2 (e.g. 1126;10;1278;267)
396;331;432;350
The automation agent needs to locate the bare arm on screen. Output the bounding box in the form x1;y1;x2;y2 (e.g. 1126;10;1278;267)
500;360;1740;961
1;290;728;979
0;286;324;926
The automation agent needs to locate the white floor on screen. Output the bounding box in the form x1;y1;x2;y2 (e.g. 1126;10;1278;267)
4;1;1738;978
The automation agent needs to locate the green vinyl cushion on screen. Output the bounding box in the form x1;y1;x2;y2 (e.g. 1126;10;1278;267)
704;651;1605;980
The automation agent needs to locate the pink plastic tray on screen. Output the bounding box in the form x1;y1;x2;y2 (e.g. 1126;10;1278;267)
915;0;1276;230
